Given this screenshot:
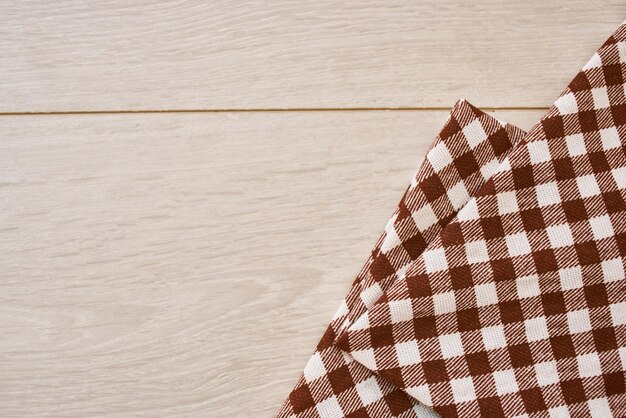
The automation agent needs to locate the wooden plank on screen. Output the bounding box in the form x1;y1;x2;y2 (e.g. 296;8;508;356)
0;109;543;417
1;1;624;112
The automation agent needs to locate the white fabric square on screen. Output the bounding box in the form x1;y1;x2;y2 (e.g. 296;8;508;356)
350;312;369;330
412;204;439;231
439;333;464;359
405;385;432;407
610;302;626;326
355;376;384;406
547;223;575;248
588;398;612;418
589;215;614;240
465;240;490;264
601;258;625;283
389;299;413;324
525;316;550;342
565;133;587;157
427;142;454;172
481;325;507;350
493;369;519;395
527;140;551;164
395;340;421;366
423;248;448;273
506;232;532;257
612;167;626;189
515;274;541;298
496;156;512;173
480;158;501;180
535;361;560;386
475;282;498;307
617;34;626;67
303;352;327;382
548;406;571;418
497;191;519;214
576;174;601;197
360;283;383;308
450;377;477;403
457;198;480;221
433;291;456;315
554;93;579;115
567;309;592;334
577;353;602;378
316;396;343;418
352;349;377;370
591;87;610;108
447;181;470;210
380;218;401;252
600;127;621;150
559;266;584;290
462;119;488;149
583;51;603;69
536;182;561;207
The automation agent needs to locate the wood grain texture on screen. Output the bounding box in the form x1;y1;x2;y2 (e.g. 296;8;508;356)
1;0;624;112
0;110;543;417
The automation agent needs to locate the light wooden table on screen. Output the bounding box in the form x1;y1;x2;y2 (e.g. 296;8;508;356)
1;2;624;417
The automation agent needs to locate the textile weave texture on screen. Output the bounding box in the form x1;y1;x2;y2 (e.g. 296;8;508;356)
279;22;626;418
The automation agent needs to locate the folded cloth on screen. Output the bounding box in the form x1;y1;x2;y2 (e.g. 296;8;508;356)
277;100;526;417
336;22;626;417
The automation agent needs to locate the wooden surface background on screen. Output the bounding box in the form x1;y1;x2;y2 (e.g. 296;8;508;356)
1;2;624;417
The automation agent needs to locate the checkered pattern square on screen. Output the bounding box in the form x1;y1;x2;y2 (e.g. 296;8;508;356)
336;23;626;417
277;102;526;417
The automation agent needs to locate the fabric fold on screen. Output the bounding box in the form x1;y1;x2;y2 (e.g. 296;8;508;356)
336;22;626;417
277;101;526;418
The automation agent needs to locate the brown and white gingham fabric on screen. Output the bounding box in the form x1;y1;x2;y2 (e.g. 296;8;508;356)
336;23;626;417
277;100;526;418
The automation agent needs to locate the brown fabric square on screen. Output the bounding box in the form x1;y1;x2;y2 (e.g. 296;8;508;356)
561;379;587;404
491;257;516;282
541;292;567;315
509;344;534;368
478;396;505;417
575;242;601;265
541;116;565;139
455;151;480;180
403;233;428;259
520;208;545;231
384;389;414;416
569;71;591;92
603;63;624;85
578;110;599;133
550;335;576;360
553;157;577;180
563;199;589;223
533;249;558;274
289;384;315;414
610;103;626;126
520;388;547;413
327;365;355;395
450;265;473;289
583;283;609;308
499;300;524;324
489;127;513;157
413;316;437;339
317;325;336;351
370;254;396;283
370;325;394;348
588;151;611;173
406;274;432;298
512;165;535;189
593;327;618;352
345;408;369;418
603;372;625;396
420;174;447;202
481;216;506;239
457;308;481;332
465;351;491;375
441;222;465;246
421;359;449;383
602;190;626;214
